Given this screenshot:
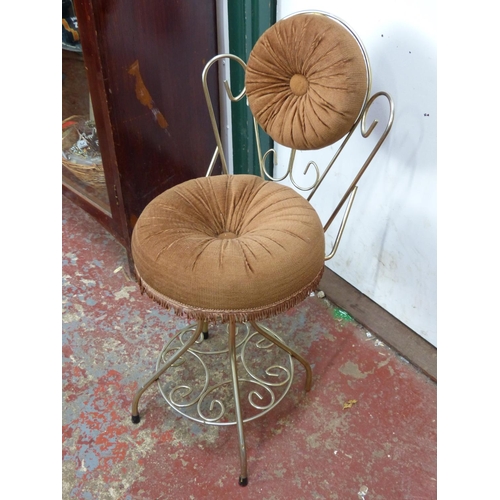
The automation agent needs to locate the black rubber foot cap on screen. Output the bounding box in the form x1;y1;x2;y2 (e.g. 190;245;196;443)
203;331;209;340
131;415;141;424
239;477;248;487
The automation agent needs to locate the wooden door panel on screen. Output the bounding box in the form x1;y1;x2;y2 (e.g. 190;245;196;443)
75;0;220;240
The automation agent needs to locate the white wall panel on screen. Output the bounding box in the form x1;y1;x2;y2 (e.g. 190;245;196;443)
275;0;437;345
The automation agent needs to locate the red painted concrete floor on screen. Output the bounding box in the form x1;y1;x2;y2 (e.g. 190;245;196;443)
62;195;437;499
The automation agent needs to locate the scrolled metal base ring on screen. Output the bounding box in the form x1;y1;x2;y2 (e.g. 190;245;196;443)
156;322;295;426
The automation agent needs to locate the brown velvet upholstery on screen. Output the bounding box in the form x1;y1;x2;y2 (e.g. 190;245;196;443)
132;175;325;322
246;13;368;150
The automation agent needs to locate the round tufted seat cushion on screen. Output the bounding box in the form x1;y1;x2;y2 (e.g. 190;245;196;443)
131;175;325;322
245;12;369;150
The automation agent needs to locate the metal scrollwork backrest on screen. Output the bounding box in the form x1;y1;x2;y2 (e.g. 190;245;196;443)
201;13;394;261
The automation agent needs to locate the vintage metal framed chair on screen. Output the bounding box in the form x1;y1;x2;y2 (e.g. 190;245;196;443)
130;11;394;486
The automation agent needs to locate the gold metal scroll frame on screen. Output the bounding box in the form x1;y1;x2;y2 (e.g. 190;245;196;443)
202;11;395;262
154;322;298;426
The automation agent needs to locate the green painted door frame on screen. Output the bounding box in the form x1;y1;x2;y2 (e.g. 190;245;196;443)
228;1;276;175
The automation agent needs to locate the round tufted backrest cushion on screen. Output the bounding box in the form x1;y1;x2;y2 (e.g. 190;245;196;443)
245;13;369;150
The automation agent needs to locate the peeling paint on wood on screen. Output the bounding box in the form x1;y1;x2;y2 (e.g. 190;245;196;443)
128;60;169;130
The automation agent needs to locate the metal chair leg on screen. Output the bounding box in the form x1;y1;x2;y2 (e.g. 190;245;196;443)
131;321;204;424
250;321;313;392
228;318;248;486
202;319;209;339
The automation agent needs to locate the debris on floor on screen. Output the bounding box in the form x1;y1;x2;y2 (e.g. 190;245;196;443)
358;485;369;498
343;399;358;410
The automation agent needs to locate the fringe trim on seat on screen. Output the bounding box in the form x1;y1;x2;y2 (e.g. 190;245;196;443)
134;266;324;323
